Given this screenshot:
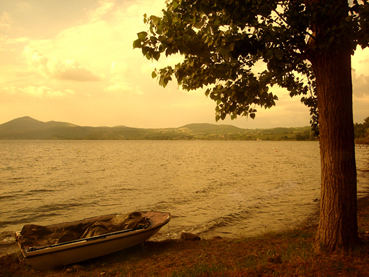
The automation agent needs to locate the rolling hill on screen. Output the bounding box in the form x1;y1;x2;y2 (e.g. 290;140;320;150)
0;116;315;140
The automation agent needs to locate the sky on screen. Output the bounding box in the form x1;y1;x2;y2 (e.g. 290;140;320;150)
0;0;368;129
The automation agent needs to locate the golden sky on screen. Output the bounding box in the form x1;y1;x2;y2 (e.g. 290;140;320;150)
0;0;368;128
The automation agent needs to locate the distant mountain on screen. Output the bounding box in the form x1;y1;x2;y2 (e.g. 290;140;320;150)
0;116;44;132
1;116;75;129
0;116;315;140
0;116;78;139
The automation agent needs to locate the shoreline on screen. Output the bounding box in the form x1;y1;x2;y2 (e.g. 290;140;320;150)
1;195;369;276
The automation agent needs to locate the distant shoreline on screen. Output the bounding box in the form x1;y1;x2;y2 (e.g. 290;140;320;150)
0;138;319;141
0;116;316;141
2;116;367;143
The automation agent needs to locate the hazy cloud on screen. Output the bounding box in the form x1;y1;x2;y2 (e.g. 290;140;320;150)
352;47;369;97
106;61;143;94
53;60;101;82
15;1;32;12
352;46;369;74
0;12;12;32
353;72;369;97
23;47;101;81
23;47;49;76
4;85;74;97
88;0;115;22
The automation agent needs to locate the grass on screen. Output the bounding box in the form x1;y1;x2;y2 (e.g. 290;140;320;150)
1;197;369;276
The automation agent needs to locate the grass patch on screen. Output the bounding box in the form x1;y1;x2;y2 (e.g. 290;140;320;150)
172;263;227;277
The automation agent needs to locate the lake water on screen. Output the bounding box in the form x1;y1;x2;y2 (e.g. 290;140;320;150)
0;141;368;248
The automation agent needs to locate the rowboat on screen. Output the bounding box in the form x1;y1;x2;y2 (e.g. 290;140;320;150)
15;211;170;269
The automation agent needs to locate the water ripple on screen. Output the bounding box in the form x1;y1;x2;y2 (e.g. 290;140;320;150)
0;140;367;241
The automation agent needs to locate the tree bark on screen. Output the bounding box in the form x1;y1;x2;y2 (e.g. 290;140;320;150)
309;0;358;252
312;50;358;252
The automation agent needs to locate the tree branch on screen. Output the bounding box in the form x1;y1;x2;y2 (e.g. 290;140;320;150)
273;6;316;41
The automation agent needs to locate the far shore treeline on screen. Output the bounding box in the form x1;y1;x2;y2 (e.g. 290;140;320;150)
0;116;368;143
355;117;369;144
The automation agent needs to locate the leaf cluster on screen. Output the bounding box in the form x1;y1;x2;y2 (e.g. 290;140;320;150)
133;0;369;126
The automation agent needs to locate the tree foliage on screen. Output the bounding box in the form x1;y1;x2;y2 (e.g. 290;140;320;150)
355;116;369;139
134;0;369;131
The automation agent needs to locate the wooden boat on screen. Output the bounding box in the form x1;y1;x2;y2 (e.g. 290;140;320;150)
15;211;170;269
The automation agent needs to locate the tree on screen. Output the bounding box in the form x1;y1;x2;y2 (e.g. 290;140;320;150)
134;0;369;252
355;116;369;141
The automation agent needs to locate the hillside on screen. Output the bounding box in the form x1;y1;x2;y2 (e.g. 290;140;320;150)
0;116;315;140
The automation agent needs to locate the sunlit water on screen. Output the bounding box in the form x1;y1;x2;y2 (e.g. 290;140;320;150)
0;140;368;253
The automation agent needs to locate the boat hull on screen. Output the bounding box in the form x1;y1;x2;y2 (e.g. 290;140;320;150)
16;211;170;269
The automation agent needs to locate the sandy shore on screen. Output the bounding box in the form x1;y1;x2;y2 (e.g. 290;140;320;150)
1;196;369;276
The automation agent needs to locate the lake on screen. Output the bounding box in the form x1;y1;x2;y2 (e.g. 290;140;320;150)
0;140;368;245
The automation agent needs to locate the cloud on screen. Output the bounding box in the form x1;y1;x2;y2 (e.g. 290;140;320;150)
52;60;101;82
15;1;32;12
106;61;143;94
4;85;74;97
6;37;29;44
16;0;166;93
0;12;12;32
23;46;101;81
88;0;115;22
352;46;369;74
23;47;49;77
22;86;74;97
107;61;129;91
352;47;369;98
353;71;369;97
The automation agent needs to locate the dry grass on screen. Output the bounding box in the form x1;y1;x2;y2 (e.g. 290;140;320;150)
2;197;369;277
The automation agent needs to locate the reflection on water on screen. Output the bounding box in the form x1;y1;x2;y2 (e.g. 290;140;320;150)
0;141;368;244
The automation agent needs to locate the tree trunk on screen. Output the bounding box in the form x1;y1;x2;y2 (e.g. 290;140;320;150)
311;40;358;252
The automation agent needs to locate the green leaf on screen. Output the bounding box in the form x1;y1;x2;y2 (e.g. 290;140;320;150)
137;31;147;40
153;52;160;61
132;39;141;49
150;16;160;26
